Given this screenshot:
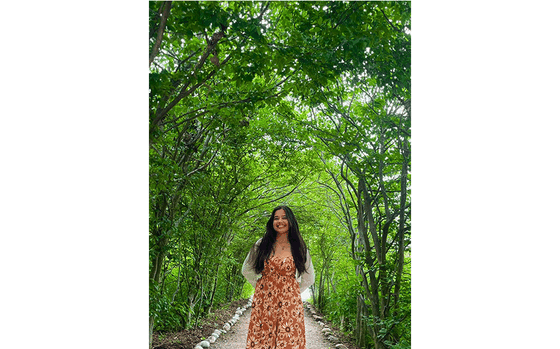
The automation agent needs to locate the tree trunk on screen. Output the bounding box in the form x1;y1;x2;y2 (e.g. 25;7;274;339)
208;264;220;314
393;150;408;309
149;315;155;349
149;233;168;349
355;294;367;348
317;266;325;312
393;121;410;310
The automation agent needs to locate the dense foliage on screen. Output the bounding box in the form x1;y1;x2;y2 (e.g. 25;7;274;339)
149;1;410;348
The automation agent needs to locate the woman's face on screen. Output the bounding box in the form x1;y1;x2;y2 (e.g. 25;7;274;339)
273;209;289;234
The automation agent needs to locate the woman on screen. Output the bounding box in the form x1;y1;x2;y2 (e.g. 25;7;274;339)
242;205;315;349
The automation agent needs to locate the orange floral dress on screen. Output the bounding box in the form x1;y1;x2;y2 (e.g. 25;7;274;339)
246;255;305;349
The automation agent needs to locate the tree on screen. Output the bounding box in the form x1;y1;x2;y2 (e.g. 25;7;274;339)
306;85;411;349
149;2;411;348
271;3;411;345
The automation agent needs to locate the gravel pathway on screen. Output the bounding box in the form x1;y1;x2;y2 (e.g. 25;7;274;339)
210;301;339;349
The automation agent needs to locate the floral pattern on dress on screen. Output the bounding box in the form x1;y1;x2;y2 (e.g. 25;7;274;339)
246;255;305;349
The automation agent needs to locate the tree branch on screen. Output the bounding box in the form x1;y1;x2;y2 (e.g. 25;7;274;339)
379;7;402;33
149;1;173;67
151;30;225;133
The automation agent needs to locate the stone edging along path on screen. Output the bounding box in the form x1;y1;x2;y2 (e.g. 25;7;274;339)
192;297;253;349
304;302;349;349
192;295;351;349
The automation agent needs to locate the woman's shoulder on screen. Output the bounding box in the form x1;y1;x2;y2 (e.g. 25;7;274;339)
250;237;263;249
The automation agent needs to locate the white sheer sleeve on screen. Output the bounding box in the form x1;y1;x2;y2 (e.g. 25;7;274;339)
241;238;262;289
297;249;315;294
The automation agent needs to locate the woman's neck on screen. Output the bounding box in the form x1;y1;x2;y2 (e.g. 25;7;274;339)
276;232;289;243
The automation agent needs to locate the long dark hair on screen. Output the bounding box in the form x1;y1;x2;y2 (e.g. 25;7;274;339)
253;205;308;275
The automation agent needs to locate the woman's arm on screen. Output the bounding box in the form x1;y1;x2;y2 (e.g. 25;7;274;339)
298;249;315;293
241;238;262;289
